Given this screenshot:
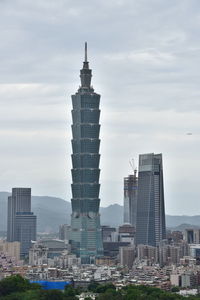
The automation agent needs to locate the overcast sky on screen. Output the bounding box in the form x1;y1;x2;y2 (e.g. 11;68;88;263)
0;0;200;215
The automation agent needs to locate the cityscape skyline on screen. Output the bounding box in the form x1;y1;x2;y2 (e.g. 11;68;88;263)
0;1;200;215
1;1;200;294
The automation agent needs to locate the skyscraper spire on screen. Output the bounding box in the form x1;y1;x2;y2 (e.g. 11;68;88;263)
85;42;88;62
80;42;92;89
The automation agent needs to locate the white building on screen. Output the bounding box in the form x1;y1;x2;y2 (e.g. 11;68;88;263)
29;243;48;266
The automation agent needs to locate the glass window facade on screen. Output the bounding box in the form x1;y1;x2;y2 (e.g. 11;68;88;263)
7;188;36;257
70;45;103;263
136;153;166;247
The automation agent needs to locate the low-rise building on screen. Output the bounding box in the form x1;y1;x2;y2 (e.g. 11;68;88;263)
29;243;48;266
0;240;20;261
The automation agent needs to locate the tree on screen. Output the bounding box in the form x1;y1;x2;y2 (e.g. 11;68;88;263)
1;290;41;300
95;283;116;294
39;289;64;300
64;285;76;297
0;275;40;297
88;281;100;292
171;286;180;293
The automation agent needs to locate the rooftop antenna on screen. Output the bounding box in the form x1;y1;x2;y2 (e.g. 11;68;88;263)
85;42;88;62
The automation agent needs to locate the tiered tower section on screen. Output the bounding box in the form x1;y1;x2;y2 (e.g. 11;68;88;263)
70;43;103;264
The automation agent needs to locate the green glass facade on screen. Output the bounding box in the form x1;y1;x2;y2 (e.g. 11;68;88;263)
70;44;103;263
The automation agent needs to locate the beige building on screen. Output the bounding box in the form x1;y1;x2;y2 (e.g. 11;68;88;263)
170;274;181;286
137;244;157;263
159;245;180;266
119;246;135;268
0;240;20;261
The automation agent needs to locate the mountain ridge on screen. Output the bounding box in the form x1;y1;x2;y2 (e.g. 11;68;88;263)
1;192;200;232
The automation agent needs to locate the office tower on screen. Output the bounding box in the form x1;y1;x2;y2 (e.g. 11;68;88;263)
123;170;138;226
184;229;200;244
15;212;36;256
101;226;116;242
7;188;31;242
103;241;131;258
7;188;36;257
136;153;166;246
70;43;103;263
59;224;71;241
190;244;200;259
167;230;183;243
7;196;16;242
118;224;135;245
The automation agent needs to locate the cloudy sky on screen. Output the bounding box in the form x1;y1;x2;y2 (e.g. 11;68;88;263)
0;0;200;215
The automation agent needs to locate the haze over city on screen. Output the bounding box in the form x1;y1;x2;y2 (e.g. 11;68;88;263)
0;0;200;215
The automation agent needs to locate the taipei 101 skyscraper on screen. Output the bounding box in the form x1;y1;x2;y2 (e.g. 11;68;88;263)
70;43;103;263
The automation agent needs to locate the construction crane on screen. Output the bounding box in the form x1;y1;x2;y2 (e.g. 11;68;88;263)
129;158;137;176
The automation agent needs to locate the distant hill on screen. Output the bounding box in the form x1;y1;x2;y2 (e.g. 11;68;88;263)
1;191;200;233
167;223;200;232
31;195;71;233
0;192;71;233
166;215;200;228
0;193;123;232
100;204;123;227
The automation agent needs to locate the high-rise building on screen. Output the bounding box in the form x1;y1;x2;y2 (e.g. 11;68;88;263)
159;244;181;266
137;244;158;263
15;212;36;257
7;188;31;242
136;153;166;246
59;224;71;241
69;43;103;264
118;224;135;245
184;229;200;244
119;246;135;268
7;188;36;257
123;170;138;226
101;226;116;242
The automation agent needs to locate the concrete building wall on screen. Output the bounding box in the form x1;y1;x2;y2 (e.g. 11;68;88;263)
0;240;20;261
119;246;135;269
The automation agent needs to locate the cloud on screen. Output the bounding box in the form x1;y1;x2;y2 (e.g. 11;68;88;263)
105;49;175;65
0;0;200;215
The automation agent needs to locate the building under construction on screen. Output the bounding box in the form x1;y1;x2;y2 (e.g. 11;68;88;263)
123;169;138;227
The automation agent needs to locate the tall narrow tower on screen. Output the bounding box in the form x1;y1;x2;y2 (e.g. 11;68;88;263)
70;43;103;264
136;153;166;246
7;188;36;257
7;188;31;242
123;170;138;227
